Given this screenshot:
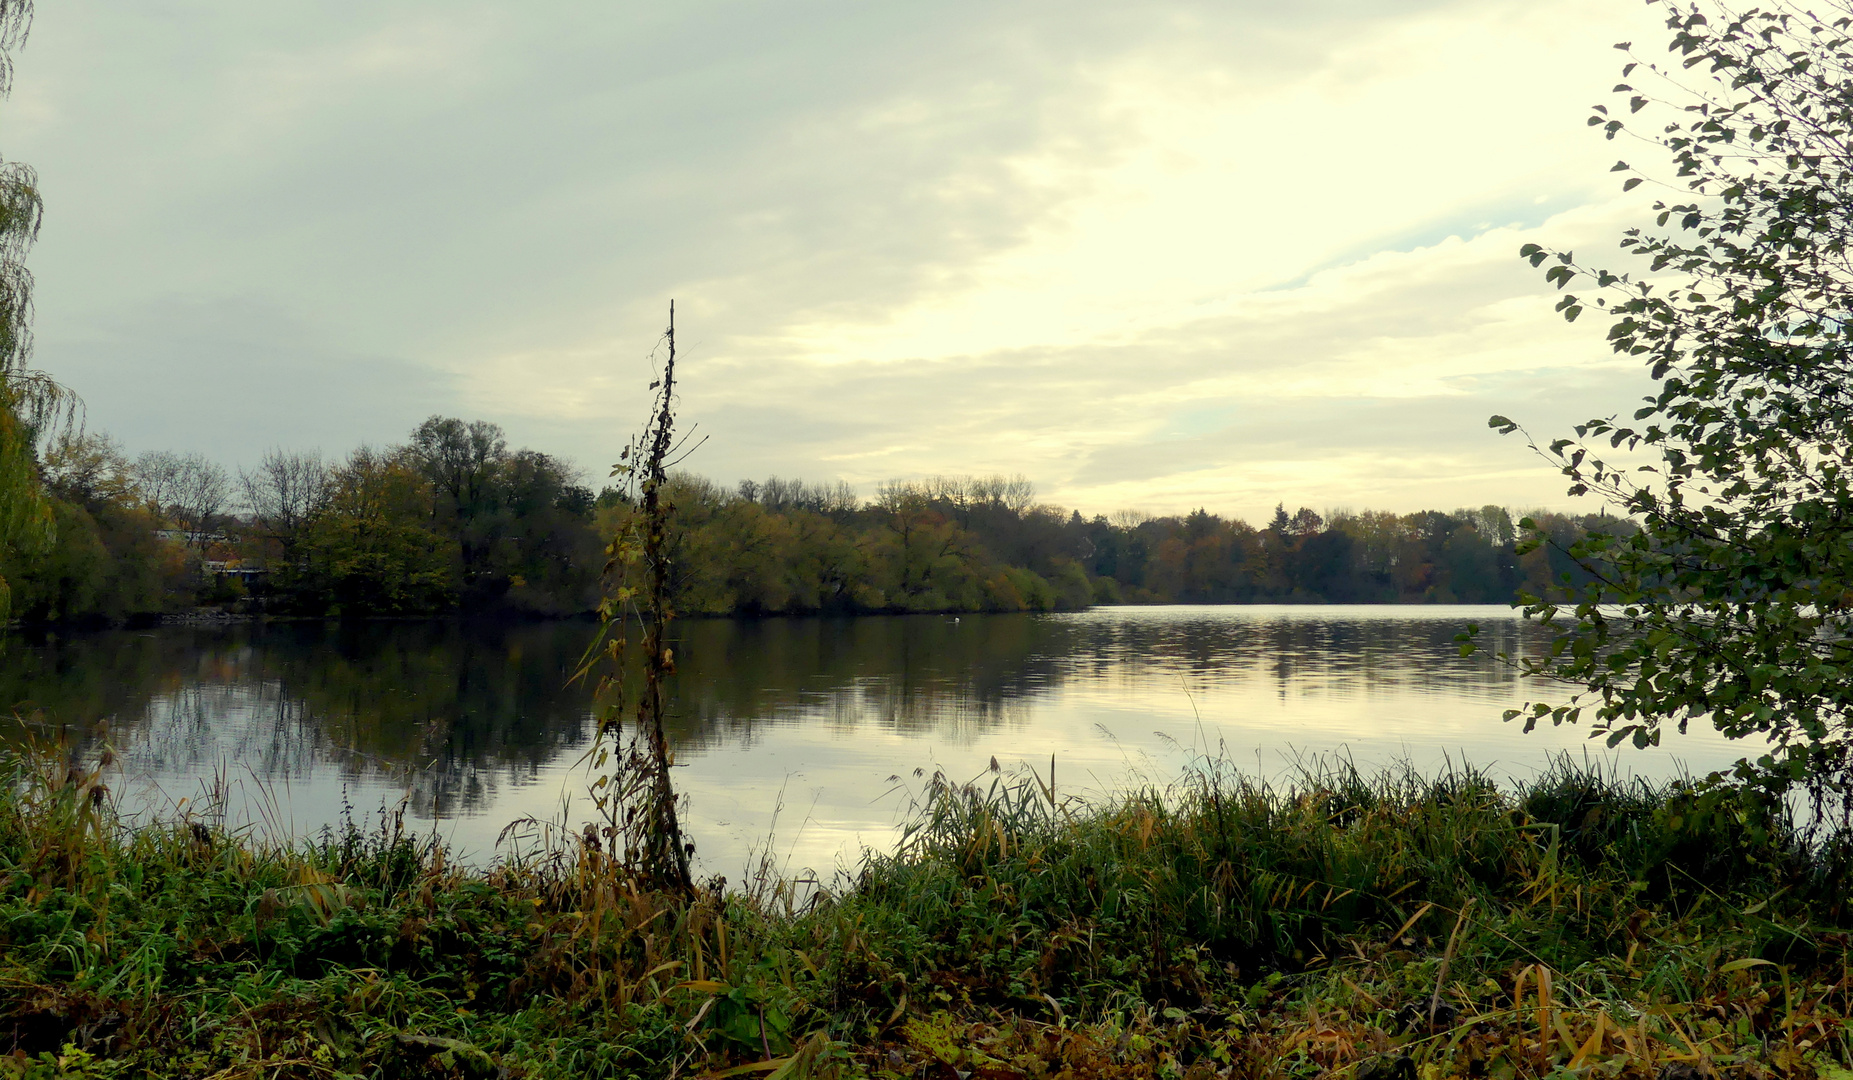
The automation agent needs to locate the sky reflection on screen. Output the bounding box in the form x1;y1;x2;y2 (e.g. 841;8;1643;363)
1;607;1746;881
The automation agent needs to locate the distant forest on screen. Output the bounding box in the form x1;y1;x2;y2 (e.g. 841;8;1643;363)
0;416;1618;624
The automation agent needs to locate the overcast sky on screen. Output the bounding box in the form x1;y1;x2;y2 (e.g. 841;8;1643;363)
7;0;1671;522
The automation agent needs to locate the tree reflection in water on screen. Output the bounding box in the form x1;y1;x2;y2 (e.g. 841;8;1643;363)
0;608;1561;852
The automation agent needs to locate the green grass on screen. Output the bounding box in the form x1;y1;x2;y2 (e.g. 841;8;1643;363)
1;747;1850;1079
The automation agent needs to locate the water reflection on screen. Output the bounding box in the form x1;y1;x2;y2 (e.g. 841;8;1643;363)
1;621;597;820
0;607;1746;875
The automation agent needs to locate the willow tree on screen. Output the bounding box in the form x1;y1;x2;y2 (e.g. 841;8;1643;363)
0;0;53;623
1483;0;1853;818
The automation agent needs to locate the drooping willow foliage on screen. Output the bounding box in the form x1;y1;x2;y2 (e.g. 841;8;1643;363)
0;0;51;624
0;0;39;386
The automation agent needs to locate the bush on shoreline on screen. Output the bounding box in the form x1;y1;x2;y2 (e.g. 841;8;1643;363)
1;749;1848;1078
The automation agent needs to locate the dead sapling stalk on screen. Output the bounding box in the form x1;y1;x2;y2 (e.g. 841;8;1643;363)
576;300;696;896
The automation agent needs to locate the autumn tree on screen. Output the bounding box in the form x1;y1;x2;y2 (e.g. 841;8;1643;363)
41;431;133;506
294;448;456;615
129;450;230;546
239;448;330;559
408;415;507;583
168;453;229;547
1486;0;1853;811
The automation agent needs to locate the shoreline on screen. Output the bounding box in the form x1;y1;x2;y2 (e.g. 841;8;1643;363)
2;598;1536;637
2;751;1846;1078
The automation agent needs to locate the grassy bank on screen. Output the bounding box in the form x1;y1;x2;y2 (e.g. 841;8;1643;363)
1;751;1850;1079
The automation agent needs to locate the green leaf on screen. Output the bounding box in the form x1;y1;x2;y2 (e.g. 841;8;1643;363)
1718;957;1775;973
1484;4;1853;808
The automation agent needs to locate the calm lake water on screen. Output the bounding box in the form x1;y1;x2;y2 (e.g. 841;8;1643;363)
0;606;1746;880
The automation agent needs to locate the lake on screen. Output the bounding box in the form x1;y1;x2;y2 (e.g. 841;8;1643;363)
0;606;1747;881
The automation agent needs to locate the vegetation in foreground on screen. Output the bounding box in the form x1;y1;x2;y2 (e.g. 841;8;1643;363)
1;750;1849;1079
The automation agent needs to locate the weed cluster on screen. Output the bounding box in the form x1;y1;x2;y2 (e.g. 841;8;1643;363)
0;749;1848;1078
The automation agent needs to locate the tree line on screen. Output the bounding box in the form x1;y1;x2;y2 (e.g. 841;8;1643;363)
3;416;604;622
0;417;1617;625
650;474;1619;615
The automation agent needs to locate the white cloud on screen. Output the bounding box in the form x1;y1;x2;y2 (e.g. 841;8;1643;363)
658;199;1653;523
11;0;1674;521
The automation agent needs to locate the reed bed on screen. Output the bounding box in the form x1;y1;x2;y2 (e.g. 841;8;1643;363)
0;747;1848;1079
